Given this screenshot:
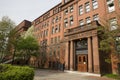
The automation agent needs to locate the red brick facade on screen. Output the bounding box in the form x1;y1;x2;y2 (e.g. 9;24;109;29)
27;0;120;74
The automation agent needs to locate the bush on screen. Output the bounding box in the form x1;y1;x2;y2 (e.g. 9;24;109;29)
0;64;34;80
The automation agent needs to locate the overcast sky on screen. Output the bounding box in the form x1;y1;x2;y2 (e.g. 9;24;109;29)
0;0;61;25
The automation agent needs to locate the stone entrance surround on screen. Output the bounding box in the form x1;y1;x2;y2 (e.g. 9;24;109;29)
64;21;100;74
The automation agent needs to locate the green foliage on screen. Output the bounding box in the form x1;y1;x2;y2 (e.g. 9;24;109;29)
0;16;15;63
14;36;39;64
17;36;39;51
98;26;120;53
0;64;34;80
105;58;111;63
0;16;15;32
104;74;120;79
23;25;34;38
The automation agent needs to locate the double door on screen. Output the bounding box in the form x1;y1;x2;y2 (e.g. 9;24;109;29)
77;54;88;72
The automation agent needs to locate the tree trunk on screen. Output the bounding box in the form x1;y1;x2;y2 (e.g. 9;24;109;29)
12;49;16;65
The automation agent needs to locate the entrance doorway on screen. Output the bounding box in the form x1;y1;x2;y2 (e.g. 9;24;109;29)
77;54;88;72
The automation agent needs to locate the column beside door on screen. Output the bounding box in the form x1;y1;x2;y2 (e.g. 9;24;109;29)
65;41;69;70
70;40;74;70
92;36;100;73
88;37;93;72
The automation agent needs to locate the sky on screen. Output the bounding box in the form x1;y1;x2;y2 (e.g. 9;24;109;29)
0;0;61;25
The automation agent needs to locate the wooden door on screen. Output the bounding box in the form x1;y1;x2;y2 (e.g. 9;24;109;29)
77;54;88;72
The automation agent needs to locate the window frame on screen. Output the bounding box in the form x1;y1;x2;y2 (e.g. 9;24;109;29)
86;17;91;24
70;5;74;13
70;16;74;26
92;0;98;9
109;18;118;30
79;5;84;15
85;2;90;13
79;19;84;26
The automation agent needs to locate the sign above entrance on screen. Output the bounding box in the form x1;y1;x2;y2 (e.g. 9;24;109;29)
64;21;100;41
66;30;97;41
76;50;88;55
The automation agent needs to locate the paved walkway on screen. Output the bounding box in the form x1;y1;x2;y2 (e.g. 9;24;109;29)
34;69;114;80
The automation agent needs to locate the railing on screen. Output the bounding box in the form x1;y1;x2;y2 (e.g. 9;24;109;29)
64;21;100;36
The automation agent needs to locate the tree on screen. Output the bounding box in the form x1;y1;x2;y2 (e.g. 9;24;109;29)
98;26;120;56
16;36;39;65
23;25;34;38
7;29;18;64
0;16;15;63
98;25;120;75
38;40;47;68
47;42;65;70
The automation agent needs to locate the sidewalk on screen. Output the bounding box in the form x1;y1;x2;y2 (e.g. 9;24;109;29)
34;69;114;80
64;70;101;77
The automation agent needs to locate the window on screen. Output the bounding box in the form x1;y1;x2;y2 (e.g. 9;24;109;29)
42;24;44;29
58;36;60;42
55;25;59;33
53;51;56;56
70;16;74;26
83;56;86;62
79;19;84;26
55;16;59;22
115;37;120;54
46;29;48;36
51;38;53;44
79;57;81;62
52;27;54;34
57;50;60;58
92;0;98;9
85;2;90;12
55;37;57;43
119;0;120;7
79;5;83;15
41;31;43;38
53;8;59;14
64;0;68;3
44;30;46;37
93;14;99;21
86;17;91;24
44;22;47;27
76;39;88;50
64;8;68;15
58;24;61;32
46;40;48;45
52;18;55;24
70;5;74;12
59;16;61;21
107;0;115;12
47;21;49;26
64;0;70;3
43;30;45;37
64;18;68;28
110;18;117;30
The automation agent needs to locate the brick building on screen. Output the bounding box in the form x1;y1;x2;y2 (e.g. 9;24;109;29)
31;0;120;74
15;20;31;37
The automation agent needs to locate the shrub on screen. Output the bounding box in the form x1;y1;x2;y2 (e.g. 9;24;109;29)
0;64;34;80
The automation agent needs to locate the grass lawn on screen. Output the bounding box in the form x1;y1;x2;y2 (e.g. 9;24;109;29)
104;74;120;80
